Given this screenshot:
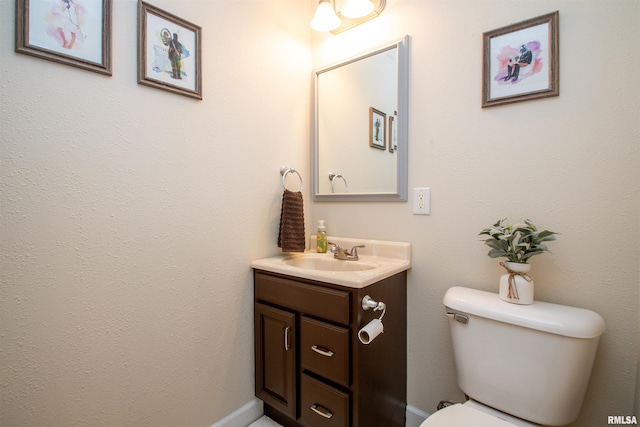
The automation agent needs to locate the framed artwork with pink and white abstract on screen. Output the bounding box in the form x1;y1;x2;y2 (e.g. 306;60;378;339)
15;0;112;75
482;11;558;107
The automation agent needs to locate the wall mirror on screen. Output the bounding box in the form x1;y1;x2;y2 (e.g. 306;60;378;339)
313;36;409;202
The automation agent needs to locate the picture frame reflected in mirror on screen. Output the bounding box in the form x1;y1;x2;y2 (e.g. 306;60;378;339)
369;107;386;150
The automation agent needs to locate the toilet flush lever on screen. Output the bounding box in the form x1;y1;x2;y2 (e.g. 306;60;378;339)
447;312;469;325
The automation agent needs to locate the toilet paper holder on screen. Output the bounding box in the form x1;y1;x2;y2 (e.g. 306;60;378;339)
362;295;386;320
359;295;386;344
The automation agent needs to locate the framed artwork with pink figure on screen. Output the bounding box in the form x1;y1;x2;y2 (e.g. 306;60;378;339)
482;11;558;107
16;0;112;75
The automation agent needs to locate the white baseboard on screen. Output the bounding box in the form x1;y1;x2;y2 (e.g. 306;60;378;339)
406;404;430;427
211;399;429;427
211;398;263;427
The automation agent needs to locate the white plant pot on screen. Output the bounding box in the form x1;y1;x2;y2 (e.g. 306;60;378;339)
499;262;534;305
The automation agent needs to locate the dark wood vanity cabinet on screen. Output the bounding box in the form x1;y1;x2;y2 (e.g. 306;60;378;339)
254;270;407;427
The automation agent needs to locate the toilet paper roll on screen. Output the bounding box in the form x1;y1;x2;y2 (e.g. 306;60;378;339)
358;319;384;345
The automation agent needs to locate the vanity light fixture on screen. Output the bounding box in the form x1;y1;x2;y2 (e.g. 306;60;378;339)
341;0;374;18
310;0;341;32
310;0;386;34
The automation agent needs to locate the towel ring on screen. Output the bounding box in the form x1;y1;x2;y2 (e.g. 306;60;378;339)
329;173;348;193
280;166;303;192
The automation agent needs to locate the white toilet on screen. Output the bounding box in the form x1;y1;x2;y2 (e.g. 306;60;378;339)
421;286;605;427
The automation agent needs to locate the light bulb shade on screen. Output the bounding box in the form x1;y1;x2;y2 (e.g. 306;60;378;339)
310;0;341;32
340;0;374;18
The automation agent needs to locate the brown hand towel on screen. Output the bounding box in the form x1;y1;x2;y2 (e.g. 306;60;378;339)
278;189;306;252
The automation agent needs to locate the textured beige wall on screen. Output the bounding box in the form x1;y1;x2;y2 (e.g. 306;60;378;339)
0;0;312;425
312;1;639;426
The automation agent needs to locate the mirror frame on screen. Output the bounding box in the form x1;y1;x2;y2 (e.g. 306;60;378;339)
312;36;409;202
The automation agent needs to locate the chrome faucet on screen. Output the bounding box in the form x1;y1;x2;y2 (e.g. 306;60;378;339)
328;242;365;261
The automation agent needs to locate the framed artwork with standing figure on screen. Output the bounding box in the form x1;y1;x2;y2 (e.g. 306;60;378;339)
138;1;202;100
482;11;559;107
15;0;112;75
369;107;386;150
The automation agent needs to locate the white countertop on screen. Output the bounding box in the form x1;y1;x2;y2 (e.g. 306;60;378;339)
251;236;411;288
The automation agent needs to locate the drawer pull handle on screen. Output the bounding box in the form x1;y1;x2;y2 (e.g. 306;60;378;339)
311;404;333;419
311;345;334;357
284;326;290;351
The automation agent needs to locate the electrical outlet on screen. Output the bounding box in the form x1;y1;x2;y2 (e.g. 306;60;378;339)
413;188;430;215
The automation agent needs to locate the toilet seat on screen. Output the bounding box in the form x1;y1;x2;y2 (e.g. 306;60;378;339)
420;403;517;427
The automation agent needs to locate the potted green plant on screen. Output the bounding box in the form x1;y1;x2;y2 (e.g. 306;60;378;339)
479;219;558;304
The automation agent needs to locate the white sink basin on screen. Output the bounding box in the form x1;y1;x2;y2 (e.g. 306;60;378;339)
283;254;379;271
251;236;411;288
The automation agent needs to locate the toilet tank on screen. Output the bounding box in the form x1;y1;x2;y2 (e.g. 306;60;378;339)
444;286;605;426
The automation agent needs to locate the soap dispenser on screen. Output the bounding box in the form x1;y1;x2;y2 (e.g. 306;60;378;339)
317;220;327;253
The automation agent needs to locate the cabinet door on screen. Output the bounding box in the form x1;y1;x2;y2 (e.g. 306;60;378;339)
255;302;297;418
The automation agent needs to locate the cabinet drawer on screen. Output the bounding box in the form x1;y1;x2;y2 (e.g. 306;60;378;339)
301;317;349;387
300;373;349;427
255;272;350;325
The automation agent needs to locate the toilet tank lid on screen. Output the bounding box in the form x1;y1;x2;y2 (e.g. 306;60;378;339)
443;287;606;339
